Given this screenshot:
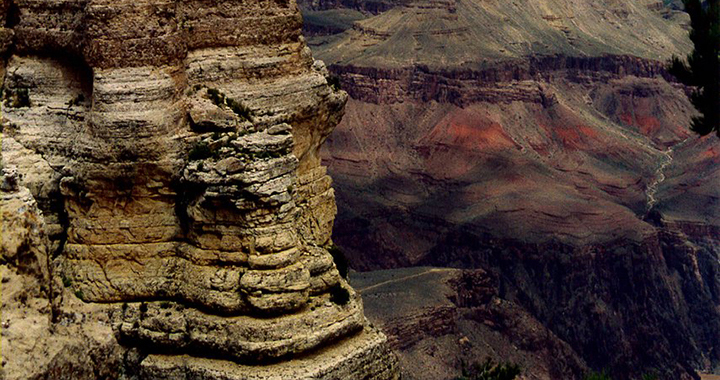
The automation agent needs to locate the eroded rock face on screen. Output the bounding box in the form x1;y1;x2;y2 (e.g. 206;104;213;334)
0;167;125;380
299;0;720;378
0;1;398;379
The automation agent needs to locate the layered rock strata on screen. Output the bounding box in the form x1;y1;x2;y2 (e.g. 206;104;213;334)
1;0;398;379
1;168;125;380
299;0;720;378
352;267;590;380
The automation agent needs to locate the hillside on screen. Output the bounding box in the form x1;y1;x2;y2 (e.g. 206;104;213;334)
300;0;720;379
306;0;691;67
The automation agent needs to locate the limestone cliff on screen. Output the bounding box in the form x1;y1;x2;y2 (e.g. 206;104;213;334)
0;1;398;379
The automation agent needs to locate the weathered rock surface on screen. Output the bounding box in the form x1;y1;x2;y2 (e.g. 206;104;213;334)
351;267;589;380
300;0;720;379
0;168;124;380
1;1;398;379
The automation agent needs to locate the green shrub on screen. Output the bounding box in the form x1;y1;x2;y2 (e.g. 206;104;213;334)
4;88;30;108
226;97;254;122
584;370;612;380
251;150;284;160
67;93;85;107
206;88;254;122
456;358;521;380
583;371;657;380
327;75;342;91
207;88;225;107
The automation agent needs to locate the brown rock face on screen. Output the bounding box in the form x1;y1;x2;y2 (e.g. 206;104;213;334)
1;1;398;379
352;267;590;380
300;0;720;379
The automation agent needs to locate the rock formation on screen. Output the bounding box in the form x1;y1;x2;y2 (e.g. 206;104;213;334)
352;267;589;380
300;0;720;379
1;166;125;380
0;1;398;379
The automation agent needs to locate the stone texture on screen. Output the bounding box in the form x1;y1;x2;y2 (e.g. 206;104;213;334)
351;267;590;380
1;0;398;379
138;327;398;380
301;1;720;378
0;168;124;380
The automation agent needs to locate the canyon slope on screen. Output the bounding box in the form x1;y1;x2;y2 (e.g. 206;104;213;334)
301;0;720;379
0;1;398;379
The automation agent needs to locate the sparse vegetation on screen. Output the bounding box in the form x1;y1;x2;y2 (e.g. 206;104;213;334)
584;371;612;380
329;284;351;305
455;358;521;380
252;150;285;160
583;370;658;380
668;0;720;136
207;88;224;106
66;93;85;107
327;75;342;91
61;274;72;288
4;88;31;108
226;97;254;122
187;129;287;164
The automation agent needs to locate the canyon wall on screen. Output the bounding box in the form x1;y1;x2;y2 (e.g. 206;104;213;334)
326;63;720;380
0;1;398;379
302;0;720;378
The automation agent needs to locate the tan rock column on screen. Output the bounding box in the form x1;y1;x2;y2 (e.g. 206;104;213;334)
1;0;400;378
61;0;188;301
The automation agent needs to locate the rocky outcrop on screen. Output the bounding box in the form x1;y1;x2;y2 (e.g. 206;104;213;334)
299;0;406;14
304;0;720;379
330;55;677;106
0;167;124;380
352;267;589;380
1;1;398;379
417;227;720;380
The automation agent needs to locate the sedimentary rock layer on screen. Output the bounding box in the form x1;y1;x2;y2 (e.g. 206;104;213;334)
330;55;676;106
1;0;398;379
303;0;720;378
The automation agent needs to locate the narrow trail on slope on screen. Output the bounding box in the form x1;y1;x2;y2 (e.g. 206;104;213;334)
646;147;674;211
645;139;689;212
356;268;454;294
